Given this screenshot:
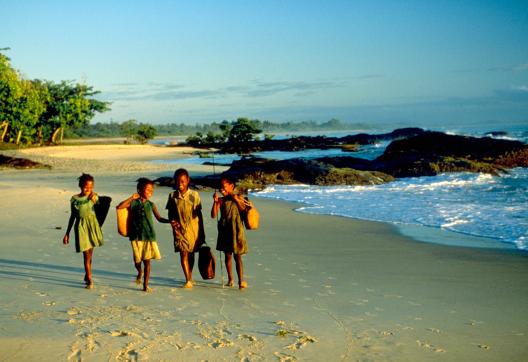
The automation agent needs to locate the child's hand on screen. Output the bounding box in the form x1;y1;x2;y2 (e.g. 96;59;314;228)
132;193;140;199
89;193;97;203
213;191;219;203
63;234;69;245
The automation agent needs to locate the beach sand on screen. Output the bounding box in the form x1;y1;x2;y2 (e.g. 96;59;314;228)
1;145;527;361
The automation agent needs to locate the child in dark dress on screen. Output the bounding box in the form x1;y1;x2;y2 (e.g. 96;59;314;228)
211;176;248;290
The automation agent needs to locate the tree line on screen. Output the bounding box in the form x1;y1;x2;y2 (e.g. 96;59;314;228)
0;49;110;145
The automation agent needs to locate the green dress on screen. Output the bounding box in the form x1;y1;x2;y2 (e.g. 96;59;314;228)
71;195;104;253
216;197;247;255
129;199;156;242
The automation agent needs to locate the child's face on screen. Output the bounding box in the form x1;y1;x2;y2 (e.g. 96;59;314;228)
176;174;189;193
140;184;154;199
81;180;93;196
219;180;234;196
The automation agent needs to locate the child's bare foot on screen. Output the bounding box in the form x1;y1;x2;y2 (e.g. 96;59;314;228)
85;283;94;289
135;272;143;285
182;281;193;289
225;280;234;287
143;287;153;292
239;281;247;290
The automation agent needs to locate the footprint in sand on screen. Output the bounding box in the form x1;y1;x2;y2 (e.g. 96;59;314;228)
238;334;258;342
427;327;441;334
416;340;445;353
273;351;297;361
67;307;81;316
467;320;483;326
35;291;47;297
285;335;318;350
478;344;491;350
43;301;56;307
67;346;81;362
207;339;234;349
110;330;133;337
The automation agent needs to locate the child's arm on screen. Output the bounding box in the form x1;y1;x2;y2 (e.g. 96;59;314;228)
152;204;169;223
63;202;76;245
211;191;222;218
116;193;139;209
232;194;248;212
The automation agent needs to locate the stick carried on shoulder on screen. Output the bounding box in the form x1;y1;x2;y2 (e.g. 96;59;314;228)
211;150;225;288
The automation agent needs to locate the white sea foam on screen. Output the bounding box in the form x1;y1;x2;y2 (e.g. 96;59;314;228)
253;168;528;250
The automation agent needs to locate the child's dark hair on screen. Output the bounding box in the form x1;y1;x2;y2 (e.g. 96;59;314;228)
78;173;94;187
174;168;189;180
137;177;154;192
220;175;236;186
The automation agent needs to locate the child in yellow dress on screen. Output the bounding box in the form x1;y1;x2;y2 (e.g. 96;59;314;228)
166;169;205;288
117;178;169;292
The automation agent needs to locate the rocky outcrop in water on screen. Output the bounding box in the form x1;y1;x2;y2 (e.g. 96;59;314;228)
159;130;528;191
217;127;425;153
375;131;528;177
0;154;51;169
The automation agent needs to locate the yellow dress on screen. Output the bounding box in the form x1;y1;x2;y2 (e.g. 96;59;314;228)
166;189;205;252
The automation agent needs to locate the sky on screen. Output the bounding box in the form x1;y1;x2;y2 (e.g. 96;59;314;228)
1;0;528;128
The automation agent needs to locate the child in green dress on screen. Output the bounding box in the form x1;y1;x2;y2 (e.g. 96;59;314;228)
166;169;205;289
117;178;169;292
63;173;104;289
211;176;248;290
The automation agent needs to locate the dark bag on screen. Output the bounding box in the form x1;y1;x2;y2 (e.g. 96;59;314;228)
198;245;216;280
94;196;112;227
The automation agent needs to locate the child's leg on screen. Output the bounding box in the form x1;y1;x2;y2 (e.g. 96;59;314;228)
188;252;195;277
180;251;193;288
224;252;234;286
234;254;246;289
83;248;94;288
134;261;142;284
143;259;151;292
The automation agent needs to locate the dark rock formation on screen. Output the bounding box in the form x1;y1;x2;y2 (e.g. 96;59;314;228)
187;156;394;192
374;131;528;177
0;154;51;169
158;130;528;192
215;127;426;154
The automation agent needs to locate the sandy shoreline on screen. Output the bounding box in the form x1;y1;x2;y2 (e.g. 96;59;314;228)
3;144;222;174
1;144;527;361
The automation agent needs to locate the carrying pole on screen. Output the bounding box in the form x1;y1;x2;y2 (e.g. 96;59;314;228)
212;150;224;288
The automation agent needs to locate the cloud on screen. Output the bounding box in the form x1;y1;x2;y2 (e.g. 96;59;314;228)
144;89;223;101
245;79;345;97
101;78;351;102
494;85;528;101
488;62;528;72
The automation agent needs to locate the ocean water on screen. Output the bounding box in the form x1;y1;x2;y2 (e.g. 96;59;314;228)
253;169;528;250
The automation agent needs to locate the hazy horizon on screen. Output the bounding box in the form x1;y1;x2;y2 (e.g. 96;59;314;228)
2;1;527;126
